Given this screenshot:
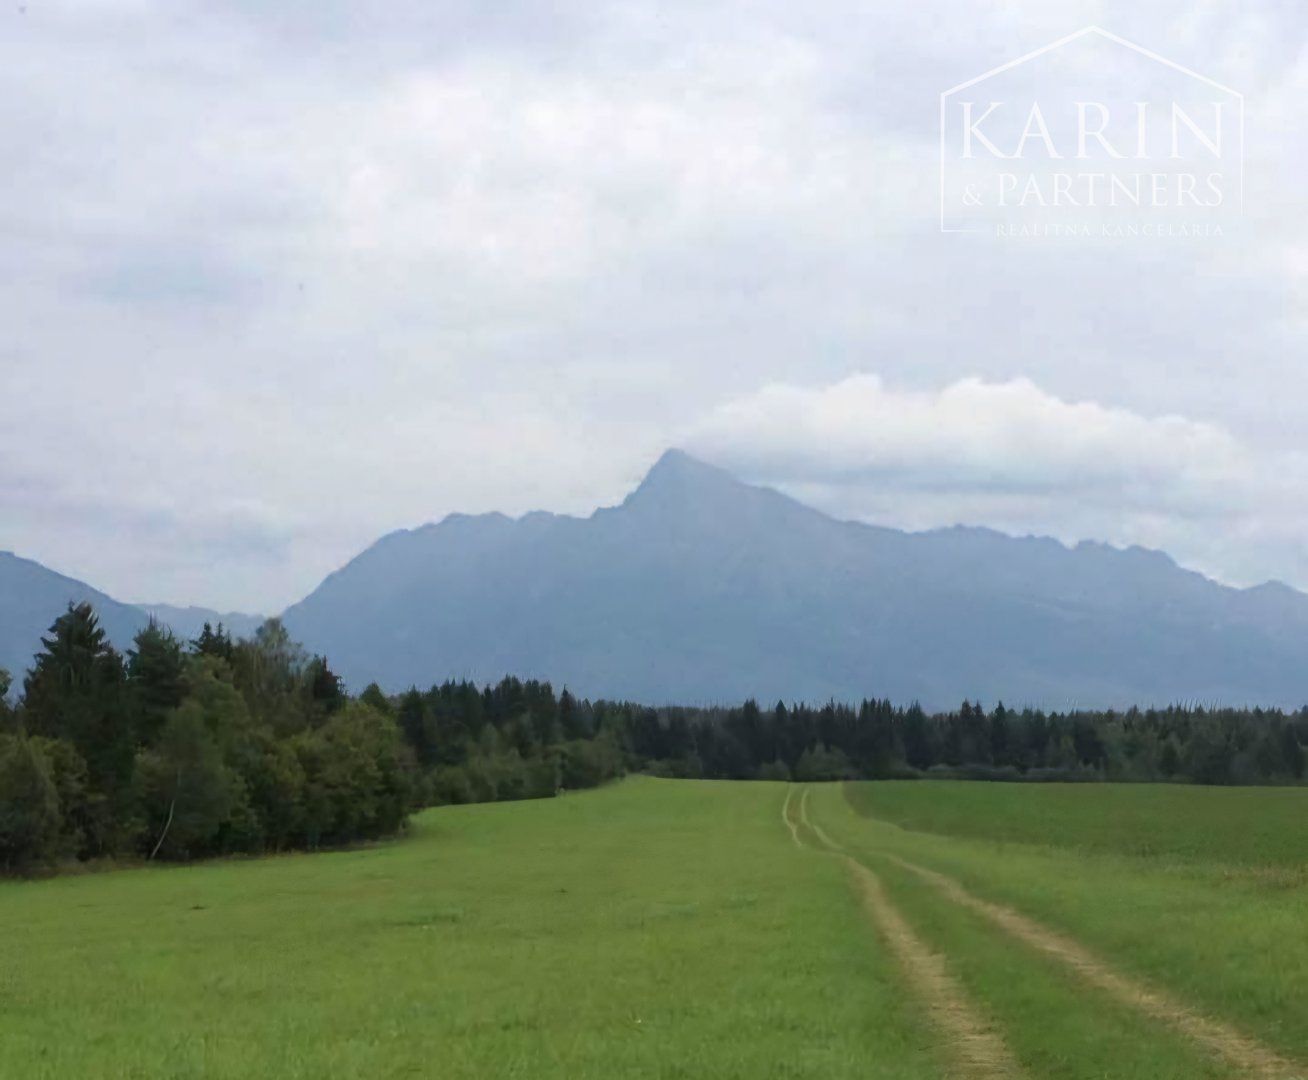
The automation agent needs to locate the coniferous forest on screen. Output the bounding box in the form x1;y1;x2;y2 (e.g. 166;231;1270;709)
2;601;1306;873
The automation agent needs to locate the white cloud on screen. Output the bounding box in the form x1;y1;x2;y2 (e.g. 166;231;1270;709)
689;373;1308;589
0;0;1306;608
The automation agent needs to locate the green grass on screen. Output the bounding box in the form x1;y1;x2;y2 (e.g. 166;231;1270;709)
0;778;937;1080
843;779;1308;866
826;781;1308;1065
7;777;1308;1078
864;855;1234;1079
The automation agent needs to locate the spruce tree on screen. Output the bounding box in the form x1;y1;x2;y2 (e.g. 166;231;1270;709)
23;604;132;796
127;622;188;744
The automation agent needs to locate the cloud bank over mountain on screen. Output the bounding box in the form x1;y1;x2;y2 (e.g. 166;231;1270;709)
690;374;1305;591
1;1;1305;608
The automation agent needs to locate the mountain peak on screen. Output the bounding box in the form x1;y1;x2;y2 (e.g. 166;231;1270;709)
627;449;743;502
266;448;1308;707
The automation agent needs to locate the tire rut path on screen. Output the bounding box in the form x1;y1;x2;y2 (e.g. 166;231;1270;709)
879;850;1305;1080
790;787;1024;1080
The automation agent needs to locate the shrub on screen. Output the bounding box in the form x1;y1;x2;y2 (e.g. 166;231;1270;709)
0;735;62;871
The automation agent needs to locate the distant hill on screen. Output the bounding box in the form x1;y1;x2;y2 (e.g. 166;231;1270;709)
0;552;151;682
0;552;262;682
7;452;1308;707
136;604;265;643
279;450;1308;709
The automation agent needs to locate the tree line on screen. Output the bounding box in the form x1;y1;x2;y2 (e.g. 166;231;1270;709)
3;601;1307;873
628;696;1308;786
0;604;627;873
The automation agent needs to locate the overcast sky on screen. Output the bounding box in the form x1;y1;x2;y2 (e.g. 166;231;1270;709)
2;0;1306;611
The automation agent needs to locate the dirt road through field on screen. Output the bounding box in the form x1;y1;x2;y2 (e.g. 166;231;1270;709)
801;783;1305;1080
878;849;1305;1080
780;788;801;848
786;786;1024;1079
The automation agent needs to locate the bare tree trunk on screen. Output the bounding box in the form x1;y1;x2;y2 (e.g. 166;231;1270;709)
148;768;181;861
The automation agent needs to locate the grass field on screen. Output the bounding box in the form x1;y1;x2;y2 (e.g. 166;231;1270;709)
4;777;1308;1078
843;779;1308;866
827;781;1308;1074
0;779;935;1080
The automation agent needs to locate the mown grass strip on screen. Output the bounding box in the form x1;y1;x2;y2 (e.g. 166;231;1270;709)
869;854;1241;1079
884;850;1306;1080
827;782;1308;1075
846;858;1024;1080
0;778;940;1080
789;786;1022;1079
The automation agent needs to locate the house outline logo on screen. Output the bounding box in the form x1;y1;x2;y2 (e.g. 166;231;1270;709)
938;26;1245;234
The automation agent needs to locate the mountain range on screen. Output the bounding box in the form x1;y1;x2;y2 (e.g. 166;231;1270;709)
0;551;263;686
5;450;1308;709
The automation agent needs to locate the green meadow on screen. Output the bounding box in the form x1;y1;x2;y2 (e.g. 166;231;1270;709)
825;781;1308;1071
843;779;1308;866
0;779;933;1080
5;777;1308;1078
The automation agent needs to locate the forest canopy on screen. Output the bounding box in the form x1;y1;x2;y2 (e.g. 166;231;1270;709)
1;601;1305;874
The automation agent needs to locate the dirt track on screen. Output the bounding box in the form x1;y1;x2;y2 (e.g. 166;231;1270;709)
789;783;1307;1080
882;850;1305;1080
785;787;1024;1079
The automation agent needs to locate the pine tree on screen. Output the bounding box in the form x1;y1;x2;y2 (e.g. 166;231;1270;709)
306;656;345;718
1279;722;1305;779
397;688;436;766
191;622;234;662
558;688;585;739
359;683;393;716
127;622;188;744
23;604;132;796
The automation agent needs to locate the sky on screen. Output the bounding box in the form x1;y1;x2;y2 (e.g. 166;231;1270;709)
1;0;1306;612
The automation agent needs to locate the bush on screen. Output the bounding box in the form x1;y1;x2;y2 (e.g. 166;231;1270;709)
29;737;93;859
642;754;703;779
794;744;855;782
291;702;417;847
134;703;244;860
430;765;476;806
558;735;624;790
0;735;62;871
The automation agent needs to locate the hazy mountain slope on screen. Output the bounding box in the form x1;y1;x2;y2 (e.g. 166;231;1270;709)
137;604;265;642
281;451;1308;709
0;552;150;681
0;553;263;681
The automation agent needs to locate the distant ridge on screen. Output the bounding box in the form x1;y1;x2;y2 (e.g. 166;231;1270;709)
0;551;262;681
277;450;1308;709
0;551;149;680
6;453;1308;707
137;604;265;643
